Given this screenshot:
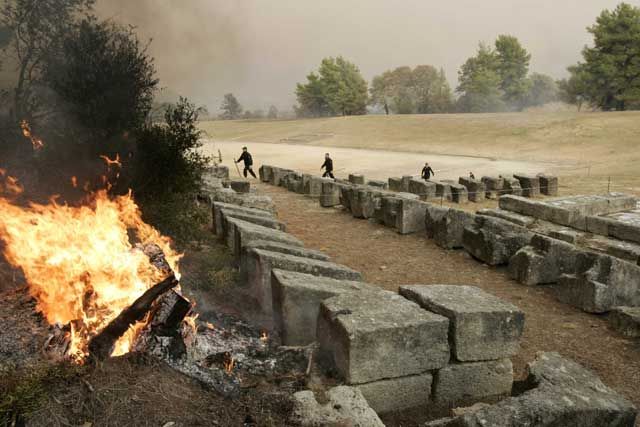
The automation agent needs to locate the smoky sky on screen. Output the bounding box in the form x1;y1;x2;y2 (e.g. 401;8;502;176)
97;0;634;112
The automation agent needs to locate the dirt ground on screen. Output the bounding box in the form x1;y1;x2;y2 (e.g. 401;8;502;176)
256;181;640;420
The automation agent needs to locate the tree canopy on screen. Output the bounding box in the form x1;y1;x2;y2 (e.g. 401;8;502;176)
456;43;505;113
219;93;243;119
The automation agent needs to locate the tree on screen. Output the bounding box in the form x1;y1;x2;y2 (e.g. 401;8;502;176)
557;65;590;111
524;73;558;107
295;56;368;117
0;0;95;121
267;105;278;119
219;93;242;119
456;43;505;113
43;18;158;142
579;3;640;110
412;66;453;113
494;35;531;108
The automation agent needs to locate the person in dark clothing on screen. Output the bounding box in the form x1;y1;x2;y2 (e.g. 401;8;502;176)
235;146;257;178
469;171;476;179
421;162;435;180
321;153;335;179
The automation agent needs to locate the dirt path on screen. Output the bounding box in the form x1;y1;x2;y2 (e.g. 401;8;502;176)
256;182;640;412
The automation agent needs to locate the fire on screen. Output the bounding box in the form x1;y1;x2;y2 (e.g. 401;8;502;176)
100;154;122;169
0;179;182;362
223;352;235;373
20;120;44;150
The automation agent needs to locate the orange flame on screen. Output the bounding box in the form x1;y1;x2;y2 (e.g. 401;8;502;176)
71;176;78;188
20;120;44;150
100;154;122;169
0;177;181;362
223;352;235;373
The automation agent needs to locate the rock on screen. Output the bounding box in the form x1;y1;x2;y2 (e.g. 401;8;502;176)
317;290;450;384
229;180;250;193
427;207;476;249
258;165;272;182
396;198;429;234
481;176;505;199
609;306;640;338
226;217;303;262
212;201;274;236
477;208;536;227
208;165;229;179
462;215;533;265
502;177;523;197
367;180;388;189
513;174;540;197
319;181;343;207
388;177;404;192
291;386;384;427
399;285;524;362
270;167;295;186
401;175;413;192
357;373;433;414
308;176;331;198
409;179;437;201
434;181;453;202
349;174;365;185
450;183;469;204
432;359;513;407
221;211;286;248
537;174;558;196
508;234;581;286
242;239;330;262
339;183;355;211
425;205;450;239
458;177;486;202
271;270;373;346
243;248;362;315
211;189;276;212
427;352;638;427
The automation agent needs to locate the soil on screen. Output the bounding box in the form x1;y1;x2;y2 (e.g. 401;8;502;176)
256;181;640;425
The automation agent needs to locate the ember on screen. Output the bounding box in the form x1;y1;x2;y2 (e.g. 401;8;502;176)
20;119;44;150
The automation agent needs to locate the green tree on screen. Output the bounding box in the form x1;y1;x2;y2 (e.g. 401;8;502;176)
456;43;505;113
524;73;558;107
494;35;531;109
580;3;640;110
219;93;242;119
412;66;453;113
294;72;330;117
557;65;590;111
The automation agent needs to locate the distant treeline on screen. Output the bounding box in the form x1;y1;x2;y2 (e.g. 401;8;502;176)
290;2;640;116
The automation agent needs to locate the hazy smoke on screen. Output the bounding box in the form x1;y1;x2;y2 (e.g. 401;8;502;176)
97;0;624;112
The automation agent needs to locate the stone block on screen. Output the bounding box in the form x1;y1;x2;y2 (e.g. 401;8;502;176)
463;215;533;265
221;210;286;248
243;249;362;315
308;176;331;198
271;270;373;346
508;234;581;286
432;359;513;407
434;181;453;201
208;165;229;179
212;201;274;236
243;240;329;262
514;174;540;197
401;175;413;192
388;177;404;192
270;167;295;186
319;181;342;207
396;198;429;234
318;290;450;384
609;306;640;338
426;206;476;249
258;165;272;182
409;179;437;201
502;177;523;196
284;173;303;193
477;208;536;227
357;373;433;414
212;189;276;212
292;386;384;427
354;188;387;219
227;217;303;262
349;174;365;185
481;176;505;199
425;205;450;239
400;285;524;362
538;174;558;196
339;183;354;210
426;352;637;427
458;177;486;202
450;183;469;204
367;180;388;189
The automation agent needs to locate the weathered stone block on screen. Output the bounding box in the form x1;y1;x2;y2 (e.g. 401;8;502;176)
208;165;229;179
401;175;413;192
271;270;374;345
388;177;404;192
432;359;513;407
450;183;469;203
212;201;274;236
222;211;286;248
244;248;362;315
258;165;272;182
339;183;354;210
349;174;365;185
425;205;450;239
319;181;342;207
355;188;386;219
292;386;384;427
426;206;476;249
434;181;453;201
508;234;580;286
270;167;295;186
409;179;437;200
426;352;638;427
243;240;329;262
227;218;303;261
502;177;523;196
396;198;429;234
358;373;433;414
318;290;450;384
481;176;505;199
211;189;276;212
538;174;558;196
477;208;536;227
308;176;331;198
400;285;524;362
609;306;640;338
463;215;533;265
458;177;486;202
367;180;388;189
514;174;540;197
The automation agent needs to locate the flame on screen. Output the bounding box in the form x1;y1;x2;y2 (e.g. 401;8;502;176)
20;120;44;150
0;177;182;362
100;154;122;169
71;176;78;188
223;352;235;373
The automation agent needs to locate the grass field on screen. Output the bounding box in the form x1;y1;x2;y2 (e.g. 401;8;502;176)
199;111;640;195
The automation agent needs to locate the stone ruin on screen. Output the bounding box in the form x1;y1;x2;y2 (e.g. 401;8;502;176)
198;165;638;426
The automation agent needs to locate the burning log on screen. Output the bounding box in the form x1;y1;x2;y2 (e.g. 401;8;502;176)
88;274;179;360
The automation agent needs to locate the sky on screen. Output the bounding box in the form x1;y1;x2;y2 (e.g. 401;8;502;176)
97;0;635;112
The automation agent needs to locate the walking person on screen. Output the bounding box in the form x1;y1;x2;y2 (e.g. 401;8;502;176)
421;162;435;181
321;153;335;179
235;146;257;178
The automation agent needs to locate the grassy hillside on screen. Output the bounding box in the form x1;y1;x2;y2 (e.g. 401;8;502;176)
200;112;640;177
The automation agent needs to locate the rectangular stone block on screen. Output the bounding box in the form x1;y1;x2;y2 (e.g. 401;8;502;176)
508;234;580;286
458;177;486;202
318;290;450;384
477;208;536;227
450;184;468;204
270;168;295;186
358;373;433;414
434;181;453;202
513;174;540;197
320;181;342;207
538;174;558;196
208;165;229;179
427;207;476;249
399;285;524;362
308;176;332;198
211;189;276;212
503;177;523;196
353;188;386;219
367;180;388;189
222;210;286;248
396;198;429;234
229;180;250;193
244;248;362;315
401;176;413;192
432;359;513;407
292;386;384;427
349;174;365;185
258;165;272;182
481;176;505;199
227;217;303;261
388;177;404;192
212;201;274;236
609;306;640;338
463;215;533;265
271;270;373;345
409;179;437;201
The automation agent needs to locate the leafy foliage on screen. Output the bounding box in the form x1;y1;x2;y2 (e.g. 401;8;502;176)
456;43;505;113
557;65;590;110
219;93;242;119
494;35;531;108
524;73;558;107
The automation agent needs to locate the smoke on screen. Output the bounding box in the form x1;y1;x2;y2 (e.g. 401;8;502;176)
97;0;626;112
